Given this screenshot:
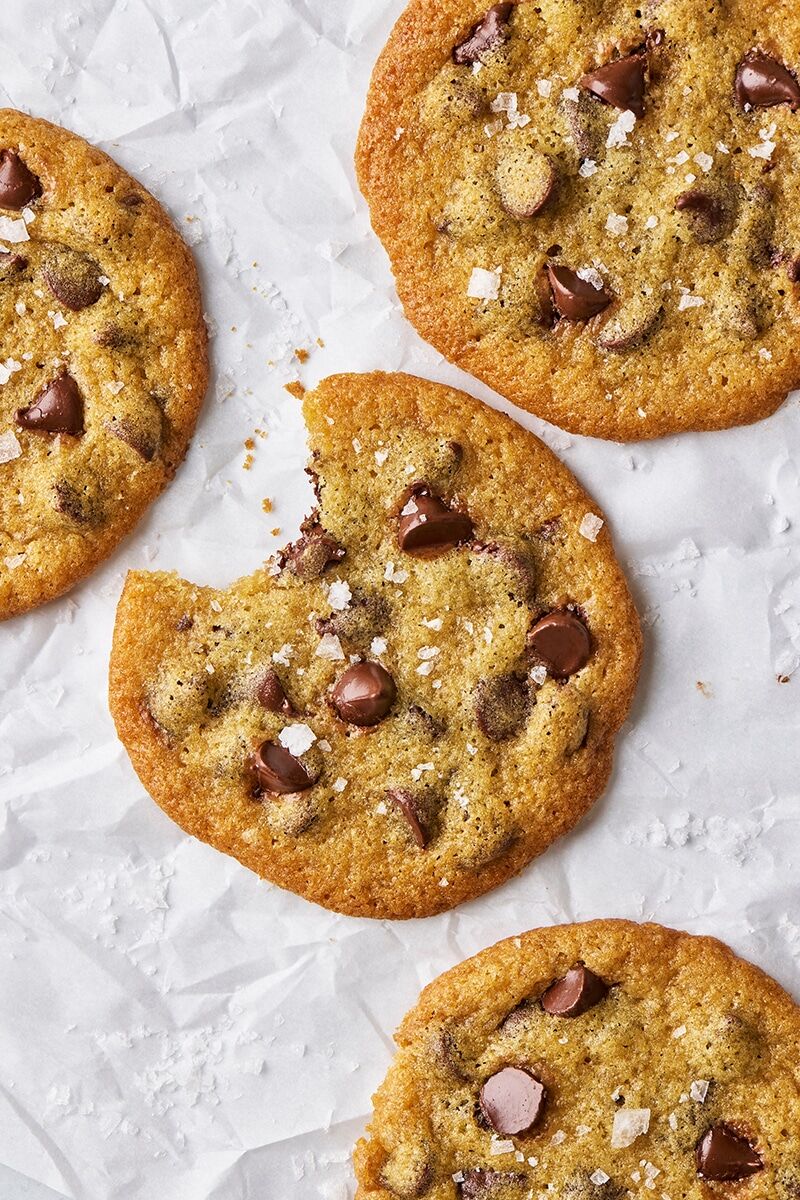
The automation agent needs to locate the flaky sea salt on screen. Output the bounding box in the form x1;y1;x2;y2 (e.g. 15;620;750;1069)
579;159;599;178
490;91;530;129
677;294;705;311
645;215;659;230
607;108;636;148
537;79;552;97
371;637;388;656
418;646;440;660
562;86;580;101
0;215;30;242
590;1170;610;1186
579;512;604;542
374;449;389;466
611;1108;650;1149
750;139;775;160
105;381;125;395
490;1137;516;1155
606;213;629;236
51;311;68;330
690;1079;709;1103
421;616;442;630
332;777;348;793
672;1024;687;1038
384;561;409;584
467;266;501;301
278;724;316;756
416;661;435;676
694;151;713;172
759;347;773;362
531;664;547;686
315;633;345;661
326;580;352;611
4;552;25;569
272;643;293;666
0;430;21;464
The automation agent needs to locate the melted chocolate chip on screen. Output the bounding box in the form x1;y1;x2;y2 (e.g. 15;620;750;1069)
547;265;612;321
331;661;396;726
460;1170;529;1197
696;1125;763;1181
252;740;318;795
474;674;531;741
280;514;345;580
397;485;473;556
106;417;161;462
581;54;647;117
675;189;731;244
596;300;664;353
541;962;609;1017
528;611;591;678
479;1067;546;1136
386;788;428;848
0;150;41;209
52;480;103;525
453;3;514;66
17;372;84;435
735;50;800;111
0;250;28;279
42;247;104;311
257;670;294;714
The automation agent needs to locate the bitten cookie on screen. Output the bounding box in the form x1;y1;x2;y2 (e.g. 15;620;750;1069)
0;109;208;619
109;372;641;919
354;920;800;1198
356;1;800;441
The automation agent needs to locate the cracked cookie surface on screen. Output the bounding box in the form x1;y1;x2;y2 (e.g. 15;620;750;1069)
354;920;800;1198
109;373;641;919
0;109;207;618
356;0;800;440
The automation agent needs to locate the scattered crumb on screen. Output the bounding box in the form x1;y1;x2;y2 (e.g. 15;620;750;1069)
285;381;305;399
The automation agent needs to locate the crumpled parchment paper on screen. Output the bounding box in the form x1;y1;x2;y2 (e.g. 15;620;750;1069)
1;2;799;1198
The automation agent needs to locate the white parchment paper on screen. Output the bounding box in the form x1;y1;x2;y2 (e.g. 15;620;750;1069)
1;2;799;1197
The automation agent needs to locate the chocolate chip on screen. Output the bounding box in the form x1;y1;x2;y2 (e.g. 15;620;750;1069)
547;265;612;321
735;50;800;111
675;189;733;244
397;485;473;556
17;371;84;435
541;962;609;1016
331;661;396;726
581;54;647;117
453;3;514;66
496;147;556;219
528;611;591;678
0;250;28;279
595;299;664;352
479;1067;546;1136
386;788;428;848
42;246;104;311
474;674;532;741
280;513;345;580
252;740;319;794
560;91;608;161
257;670;294;714
696;1125;763;1181
52;480;103;525
407;704;445;740
460;1170;529;1197
94;323;134;349
0;150;41;209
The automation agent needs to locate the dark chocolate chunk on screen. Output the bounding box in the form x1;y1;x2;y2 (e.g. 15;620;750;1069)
106;416;161;462
541;962;609;1016
696;1125;763;1181
280;513;345;580
735;50;800;111
0;250;28;279
453;4;514;66
387;788;429;848
528;611;591;678
397;485;473;556
42;246;104;311
17;372;84;435
675;189;733;244
547;265;612;321
0;149;41;209
257;670;294;714
331;661;396;726
581;54;647;117
52;480;103;525
596;299;664;352
474;674;531;741
479;1067;546;1136
252;740;318;794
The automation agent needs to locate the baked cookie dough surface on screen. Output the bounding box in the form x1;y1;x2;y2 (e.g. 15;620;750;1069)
356;0;800;441
355;920;800;1197
0;109;207;618
109;372;641;919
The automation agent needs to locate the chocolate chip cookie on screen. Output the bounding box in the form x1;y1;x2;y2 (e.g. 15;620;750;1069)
354;920;800;1197
356;1;800;440
0;109;207;619
109;372;641;919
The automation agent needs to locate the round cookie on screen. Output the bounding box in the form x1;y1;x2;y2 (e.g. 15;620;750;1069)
0;109;208;619
109;372;641;919
356;1;800;441
354;920;800;1197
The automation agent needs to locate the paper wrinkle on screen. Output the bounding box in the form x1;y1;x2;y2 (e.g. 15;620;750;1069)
1;2;800;1198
